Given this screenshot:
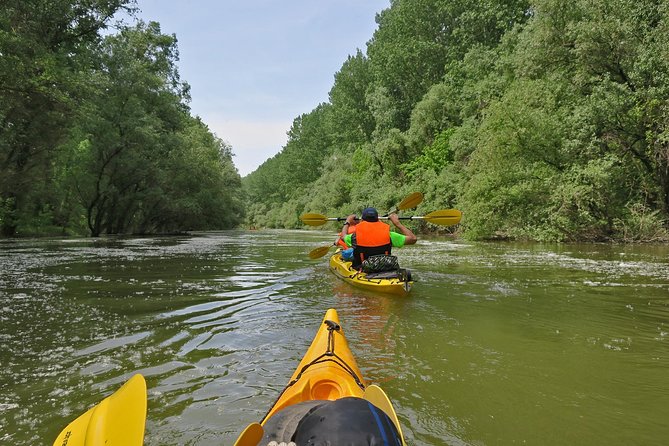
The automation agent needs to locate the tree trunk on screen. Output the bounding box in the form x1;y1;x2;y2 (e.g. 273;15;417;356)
0;194;18;237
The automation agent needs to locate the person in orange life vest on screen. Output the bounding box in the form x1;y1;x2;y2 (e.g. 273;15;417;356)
340;207;417;268
336;216;358;249
336;216;358;260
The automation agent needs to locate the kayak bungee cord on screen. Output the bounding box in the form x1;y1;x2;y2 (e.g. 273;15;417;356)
260;320;365;424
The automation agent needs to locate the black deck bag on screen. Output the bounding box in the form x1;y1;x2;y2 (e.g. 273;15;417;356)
360;255;399;273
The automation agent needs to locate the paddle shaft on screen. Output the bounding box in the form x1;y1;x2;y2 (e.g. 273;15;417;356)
322;216;432;222
301;209;461;227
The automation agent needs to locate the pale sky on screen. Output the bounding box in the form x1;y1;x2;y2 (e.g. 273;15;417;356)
128;0;390;176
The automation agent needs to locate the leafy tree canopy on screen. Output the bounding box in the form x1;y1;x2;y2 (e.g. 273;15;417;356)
244;0;669;242
1;3;244;236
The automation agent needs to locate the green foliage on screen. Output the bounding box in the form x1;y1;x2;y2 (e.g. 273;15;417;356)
66;23;243;235
157;119;244;231
372;129;410;176
9;0;666;242
0;6;244;237
367;0;531;130
614;203;669;242
245;0;668;242
328;51;376;146
243;104;335;224
460;78;566;239
546;156;626;241
0;198;16;235
0;0;136;236
403;129;455;179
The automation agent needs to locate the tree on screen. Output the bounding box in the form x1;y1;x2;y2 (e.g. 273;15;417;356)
366;0;530;130
67;22;243;235
0;0;135;235
328;50;376;148
243;0;668;241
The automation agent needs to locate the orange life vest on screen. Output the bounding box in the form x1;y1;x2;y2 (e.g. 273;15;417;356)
351;221;392;267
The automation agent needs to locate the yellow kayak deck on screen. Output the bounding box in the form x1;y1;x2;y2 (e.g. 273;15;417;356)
260;308;366;423
329;252;412;295
245;308;406;446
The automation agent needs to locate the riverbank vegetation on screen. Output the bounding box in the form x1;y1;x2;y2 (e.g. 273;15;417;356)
3;1;668;242
0;0;244;237
244;0;669;242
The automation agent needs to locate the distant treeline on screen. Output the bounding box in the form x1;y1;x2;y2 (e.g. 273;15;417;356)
244;0;669;242
1;1;244;237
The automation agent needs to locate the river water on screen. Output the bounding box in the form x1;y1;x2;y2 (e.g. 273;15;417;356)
0;230;667;445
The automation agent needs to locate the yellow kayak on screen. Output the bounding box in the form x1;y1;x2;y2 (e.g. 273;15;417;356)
53;309;406;446
235;308;406;446
261;308;365;422
329;252;413;295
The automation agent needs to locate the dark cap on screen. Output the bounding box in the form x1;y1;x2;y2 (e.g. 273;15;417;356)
361;207;378;222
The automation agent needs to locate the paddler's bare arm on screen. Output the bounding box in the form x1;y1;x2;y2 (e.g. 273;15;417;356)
335;214;357;245
389;213;417;245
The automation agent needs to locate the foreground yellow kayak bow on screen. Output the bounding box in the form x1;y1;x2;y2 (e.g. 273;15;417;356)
235;308;407;445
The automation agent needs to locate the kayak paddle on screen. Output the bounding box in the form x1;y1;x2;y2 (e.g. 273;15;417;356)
233;422;264;446
300;212;344;226
301;209;462;228
308;244;335;259
53;374;147;446
386;191;424;215
301;192;424;226
397;209;462;226
305;210;462;259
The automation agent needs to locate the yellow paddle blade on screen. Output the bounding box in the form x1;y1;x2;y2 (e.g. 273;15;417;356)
363;385;407;446
53;374;147;446
308;245;333;259
423;209;462;226
386;192;424;215
233;422;264;446
397;192;424;211
300;213;329;226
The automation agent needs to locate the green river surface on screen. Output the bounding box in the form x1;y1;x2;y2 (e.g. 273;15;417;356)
1;230;668;445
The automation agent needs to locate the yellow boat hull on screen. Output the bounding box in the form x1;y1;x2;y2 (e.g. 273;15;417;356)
245;308;406;446
260;308;366;423
329;252;412;295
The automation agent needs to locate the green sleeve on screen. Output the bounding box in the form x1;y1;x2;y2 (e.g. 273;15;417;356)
390;231;406;248
345;232;405;247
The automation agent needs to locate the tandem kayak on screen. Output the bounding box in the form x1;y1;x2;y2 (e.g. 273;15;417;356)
235;308;406;446
329;251;413;295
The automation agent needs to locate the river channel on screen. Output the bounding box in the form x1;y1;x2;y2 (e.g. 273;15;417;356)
1;230;667;445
